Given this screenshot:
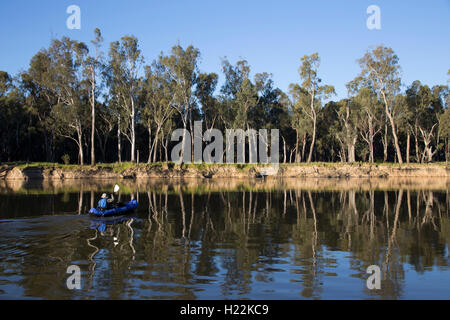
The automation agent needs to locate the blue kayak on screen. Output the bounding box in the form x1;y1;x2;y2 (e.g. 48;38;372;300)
89;200;138;217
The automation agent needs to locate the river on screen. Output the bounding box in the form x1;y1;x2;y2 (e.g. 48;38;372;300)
0;178;448;299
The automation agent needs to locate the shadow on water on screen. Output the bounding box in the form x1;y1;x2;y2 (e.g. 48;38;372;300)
0;178;448;299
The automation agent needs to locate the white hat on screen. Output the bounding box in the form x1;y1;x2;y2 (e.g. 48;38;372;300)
101;193;108;199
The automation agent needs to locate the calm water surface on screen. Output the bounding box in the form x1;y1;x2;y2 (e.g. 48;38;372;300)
0;178;448;299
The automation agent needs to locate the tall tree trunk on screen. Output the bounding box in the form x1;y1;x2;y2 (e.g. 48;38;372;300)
180;118;188;164
446;137;449;165
164;133;170;163
295;130;300;163
307;85;316;164
117;116;122;164
347;143;353;163
348;136;357;162
77;127;84;165
383;122;388;162
189;109;194;162
153;130;160;163
159;136;163;162
90;66;96;166
307;115;316;163
420;125;437;163
369;137;374;163
382;92;403;164
414;125;420;163
131;99;136;162
387;110;403;164
301;133;307;162
147;125;152;164
368;115;374;163
406;133;410;164
90;104;95;165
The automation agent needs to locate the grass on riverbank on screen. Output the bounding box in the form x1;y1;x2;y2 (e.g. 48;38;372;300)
3;161;450;167
1;161;162;173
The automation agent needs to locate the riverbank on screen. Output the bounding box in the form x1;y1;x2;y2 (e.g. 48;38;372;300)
0;162;448;180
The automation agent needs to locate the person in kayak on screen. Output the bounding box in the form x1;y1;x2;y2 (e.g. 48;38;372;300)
98;193;115;210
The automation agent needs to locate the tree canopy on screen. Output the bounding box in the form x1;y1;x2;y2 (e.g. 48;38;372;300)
1;33;448;164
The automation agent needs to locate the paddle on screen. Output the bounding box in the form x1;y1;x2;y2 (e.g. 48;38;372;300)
112;184;123;208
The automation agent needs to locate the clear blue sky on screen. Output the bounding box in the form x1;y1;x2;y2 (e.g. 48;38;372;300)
0;0;449;100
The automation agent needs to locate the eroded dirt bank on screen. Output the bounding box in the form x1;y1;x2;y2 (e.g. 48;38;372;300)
0;163;448;181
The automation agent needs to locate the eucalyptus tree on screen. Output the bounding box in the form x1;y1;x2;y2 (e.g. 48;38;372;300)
326;96;362;163
320;101;342;162
253;72;289;162
288;84;311;162
357;46;403;164
271;90;293;163
142;56;175;163
235;74;258;130
95;101;115;162
32;37;90;165
221;58;247;98
220;59;258;130
444;70;450;163
335;98;359;162
161;117;176;162
391;94;410;162
210;95;230;132
357;89;383;163
105;92;127;163
0;71;11;96
51;98;90;165
0;72;27;161
434;84;449;160
195;72;219;130
439;108;450;163
220;60;283;162
252;72;281;129
82;28;104;166
107;35;144;162
290;53;335;163
406;81;428;162
161;44;200;162
22;51;58;162
347;81;383;163
406;81;446;162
